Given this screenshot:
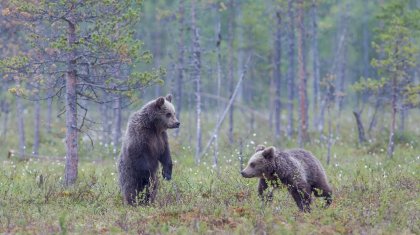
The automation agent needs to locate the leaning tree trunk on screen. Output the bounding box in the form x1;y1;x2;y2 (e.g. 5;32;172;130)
353;111;367;144
33;98;40;157
64;19;79;186
286;0;296;138
175;0;185;137
191;0;202;164
368;95;381;135
273;9;282;140
16;93;26;159
296;0;308;147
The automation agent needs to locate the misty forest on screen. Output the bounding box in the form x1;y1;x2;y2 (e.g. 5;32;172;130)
0;0;419;234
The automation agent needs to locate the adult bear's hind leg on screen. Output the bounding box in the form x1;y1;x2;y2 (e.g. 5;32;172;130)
312;184;332;208
289;183;312;212
147;174;159;203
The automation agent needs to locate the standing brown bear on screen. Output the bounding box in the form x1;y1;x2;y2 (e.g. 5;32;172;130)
118;94;180;205
241;145;332;212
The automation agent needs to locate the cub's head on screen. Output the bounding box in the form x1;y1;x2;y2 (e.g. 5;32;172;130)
241;145;276;178
154;94;180;129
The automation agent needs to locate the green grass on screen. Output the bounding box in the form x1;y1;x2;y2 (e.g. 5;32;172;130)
0;109;419;234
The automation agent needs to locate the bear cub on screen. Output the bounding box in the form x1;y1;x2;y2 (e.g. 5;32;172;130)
118;94;180;205
241;145;332;212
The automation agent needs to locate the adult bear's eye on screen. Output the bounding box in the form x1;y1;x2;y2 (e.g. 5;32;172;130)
166;113;171;118
250;163;255;168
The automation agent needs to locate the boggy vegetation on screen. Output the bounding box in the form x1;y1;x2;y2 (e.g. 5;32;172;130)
0;111;419;234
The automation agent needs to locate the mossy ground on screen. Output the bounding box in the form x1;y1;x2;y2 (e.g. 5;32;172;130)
0;110;419;234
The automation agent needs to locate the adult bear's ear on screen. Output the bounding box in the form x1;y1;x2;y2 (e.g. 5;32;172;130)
255;145;266;152
155;97;165;108
262;146;275;159
165;94;172;103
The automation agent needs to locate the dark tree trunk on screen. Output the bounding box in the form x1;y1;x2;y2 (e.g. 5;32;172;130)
175;0;185;137
64;19;79;186
286;0;296;138
228;0;235;144
368;97;381;135
273;9;282;140
296;0;308;147
353;111;367;144
191;0;202;164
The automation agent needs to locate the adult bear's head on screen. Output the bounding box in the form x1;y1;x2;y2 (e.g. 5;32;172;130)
153;94;181;130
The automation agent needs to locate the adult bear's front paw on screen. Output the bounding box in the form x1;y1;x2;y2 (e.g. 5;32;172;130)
162;171;172;180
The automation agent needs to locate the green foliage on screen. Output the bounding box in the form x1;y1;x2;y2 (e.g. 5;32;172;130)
352;0;420;107
351;77;387;93
405;85;420;107
1;0;162;101
1;106;419;233
0;130;419;234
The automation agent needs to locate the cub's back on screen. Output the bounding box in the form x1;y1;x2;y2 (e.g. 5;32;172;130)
285;149;327;184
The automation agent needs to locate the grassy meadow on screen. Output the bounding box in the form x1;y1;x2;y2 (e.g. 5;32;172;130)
0;109;419;234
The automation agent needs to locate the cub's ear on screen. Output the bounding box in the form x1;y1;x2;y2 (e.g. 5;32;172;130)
255;145;266;152
155;97;165;108
262;146;275;159
165;94;172;103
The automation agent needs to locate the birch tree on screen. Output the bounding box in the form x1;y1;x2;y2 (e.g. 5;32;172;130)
286;0;296;138
311;0;320;125
191;0;202;164
273;4;283;140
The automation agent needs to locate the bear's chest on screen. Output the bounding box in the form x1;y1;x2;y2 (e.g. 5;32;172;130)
148;133;166;156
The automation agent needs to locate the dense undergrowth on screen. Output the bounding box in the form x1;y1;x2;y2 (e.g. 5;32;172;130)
0;110;419;234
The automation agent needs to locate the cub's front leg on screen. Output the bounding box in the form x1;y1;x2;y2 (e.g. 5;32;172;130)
258;178;269;196
258;178;275;201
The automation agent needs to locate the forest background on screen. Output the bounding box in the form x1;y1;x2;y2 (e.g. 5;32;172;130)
0;0;419;234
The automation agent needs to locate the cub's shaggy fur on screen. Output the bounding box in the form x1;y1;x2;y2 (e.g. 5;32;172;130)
118;94;180;205
241;145;332;212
